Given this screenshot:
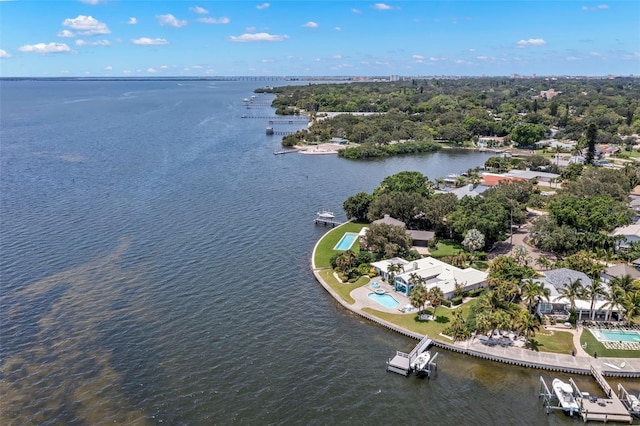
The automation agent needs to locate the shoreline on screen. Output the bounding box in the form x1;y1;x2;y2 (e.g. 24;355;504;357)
310;223;640;377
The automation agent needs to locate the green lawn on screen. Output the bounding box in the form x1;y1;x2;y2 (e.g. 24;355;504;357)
363;300;477;340
580;328;640;358
428;240;464;258
313;222;368;268
528;330;574;354
318;269;369;304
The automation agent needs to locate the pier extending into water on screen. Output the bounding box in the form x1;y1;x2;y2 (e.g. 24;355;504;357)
538;367;633;423
387;335;438;378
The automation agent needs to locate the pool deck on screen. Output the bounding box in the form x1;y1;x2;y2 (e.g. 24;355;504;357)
311;224;640;377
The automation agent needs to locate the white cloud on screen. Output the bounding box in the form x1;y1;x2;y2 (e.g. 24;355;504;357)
190;6;209;14
352;8;362;14
105;65;112;70
516;38;547;47
373;3;394;11
147;68;158;73
334;26;342;31
302;21;318;28
582;4;609;11
261;59;274;63
412;54;424;61
0;49;11;58
256;3;270;10
127;17;138;25
228;32;289;42
75;39;110;46
160;65;168;69
245;26;256;32
192;65;204;69
18;42;71;54
131;37;169;45
198;17;230;24
63;15;111;36
79;0;105;4
156;14;187;28
57;30;75;38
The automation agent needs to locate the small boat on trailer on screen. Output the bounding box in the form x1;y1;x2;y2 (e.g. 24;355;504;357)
552;378;579;416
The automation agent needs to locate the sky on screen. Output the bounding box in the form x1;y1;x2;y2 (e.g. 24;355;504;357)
0;0;639;77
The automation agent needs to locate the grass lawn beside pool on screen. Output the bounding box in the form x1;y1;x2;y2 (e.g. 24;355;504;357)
318;269;369;305
580;328;640;358
363;299;477;340
314;222;368;269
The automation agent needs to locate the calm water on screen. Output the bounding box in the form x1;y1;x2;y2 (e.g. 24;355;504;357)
0;80;632;425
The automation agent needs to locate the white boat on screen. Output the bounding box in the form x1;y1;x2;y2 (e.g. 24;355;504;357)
624;393;640;416
410;351;431;371
552;378;580;416
316;210;334;219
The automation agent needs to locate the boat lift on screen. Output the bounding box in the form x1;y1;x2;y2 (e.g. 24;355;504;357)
539;376;582;414
387;335;439;378
618;383;640;418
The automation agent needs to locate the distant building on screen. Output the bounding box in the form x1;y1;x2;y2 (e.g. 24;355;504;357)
611;223;640;249
370;214;435;248
601;263;640;284
539;89;560;100
330;137;349;145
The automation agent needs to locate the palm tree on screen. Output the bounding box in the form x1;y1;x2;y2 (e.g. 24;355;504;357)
427;287;445;319
583;278;606;321
386;262;404;285
602;286;626;322
536;256;551;271
515;310;540;342
520;279;550;313
623;291;640;325
610;275;640;294
410;283;428;313
554;278;584;312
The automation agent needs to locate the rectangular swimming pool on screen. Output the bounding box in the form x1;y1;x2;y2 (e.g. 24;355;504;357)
591;328;640;343
334;232;358;251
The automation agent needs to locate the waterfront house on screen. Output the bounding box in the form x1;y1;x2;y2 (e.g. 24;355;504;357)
371;256;488;299
535;268;620;321
371;214;435;248
601;263;640;284
611;222;640;249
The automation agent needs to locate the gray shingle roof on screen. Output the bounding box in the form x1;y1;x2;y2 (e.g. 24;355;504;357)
543;268;592;290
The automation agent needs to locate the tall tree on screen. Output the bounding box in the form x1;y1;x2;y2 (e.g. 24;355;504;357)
343;192;373;222
583;278;606;320
585;123;597;165
554;278;585;312
520;279;550;313
428;287;445;319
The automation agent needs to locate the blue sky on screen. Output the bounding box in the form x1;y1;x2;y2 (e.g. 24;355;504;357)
1;1;638;77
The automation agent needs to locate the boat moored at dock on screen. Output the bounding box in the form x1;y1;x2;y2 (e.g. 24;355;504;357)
552;378;580;416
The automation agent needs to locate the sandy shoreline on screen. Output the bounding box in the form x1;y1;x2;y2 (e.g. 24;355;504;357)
297;143;345;155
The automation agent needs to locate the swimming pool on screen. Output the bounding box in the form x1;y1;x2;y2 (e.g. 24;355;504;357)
591;329;640;343
334;232;358;251
368;292;400;309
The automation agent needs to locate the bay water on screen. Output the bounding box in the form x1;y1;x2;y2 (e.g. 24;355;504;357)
0;80;628;425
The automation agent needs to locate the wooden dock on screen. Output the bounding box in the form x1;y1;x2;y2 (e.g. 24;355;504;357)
314;218;342;227
580;366;633;423
539;367;633;423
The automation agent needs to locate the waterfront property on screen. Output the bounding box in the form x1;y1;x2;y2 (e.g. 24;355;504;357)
534;268;622;322
333;232;361;251
371;256;488;299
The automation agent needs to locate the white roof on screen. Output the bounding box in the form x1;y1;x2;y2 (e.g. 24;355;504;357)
393;257;488;295
371;257;409;272
611;223;640;239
